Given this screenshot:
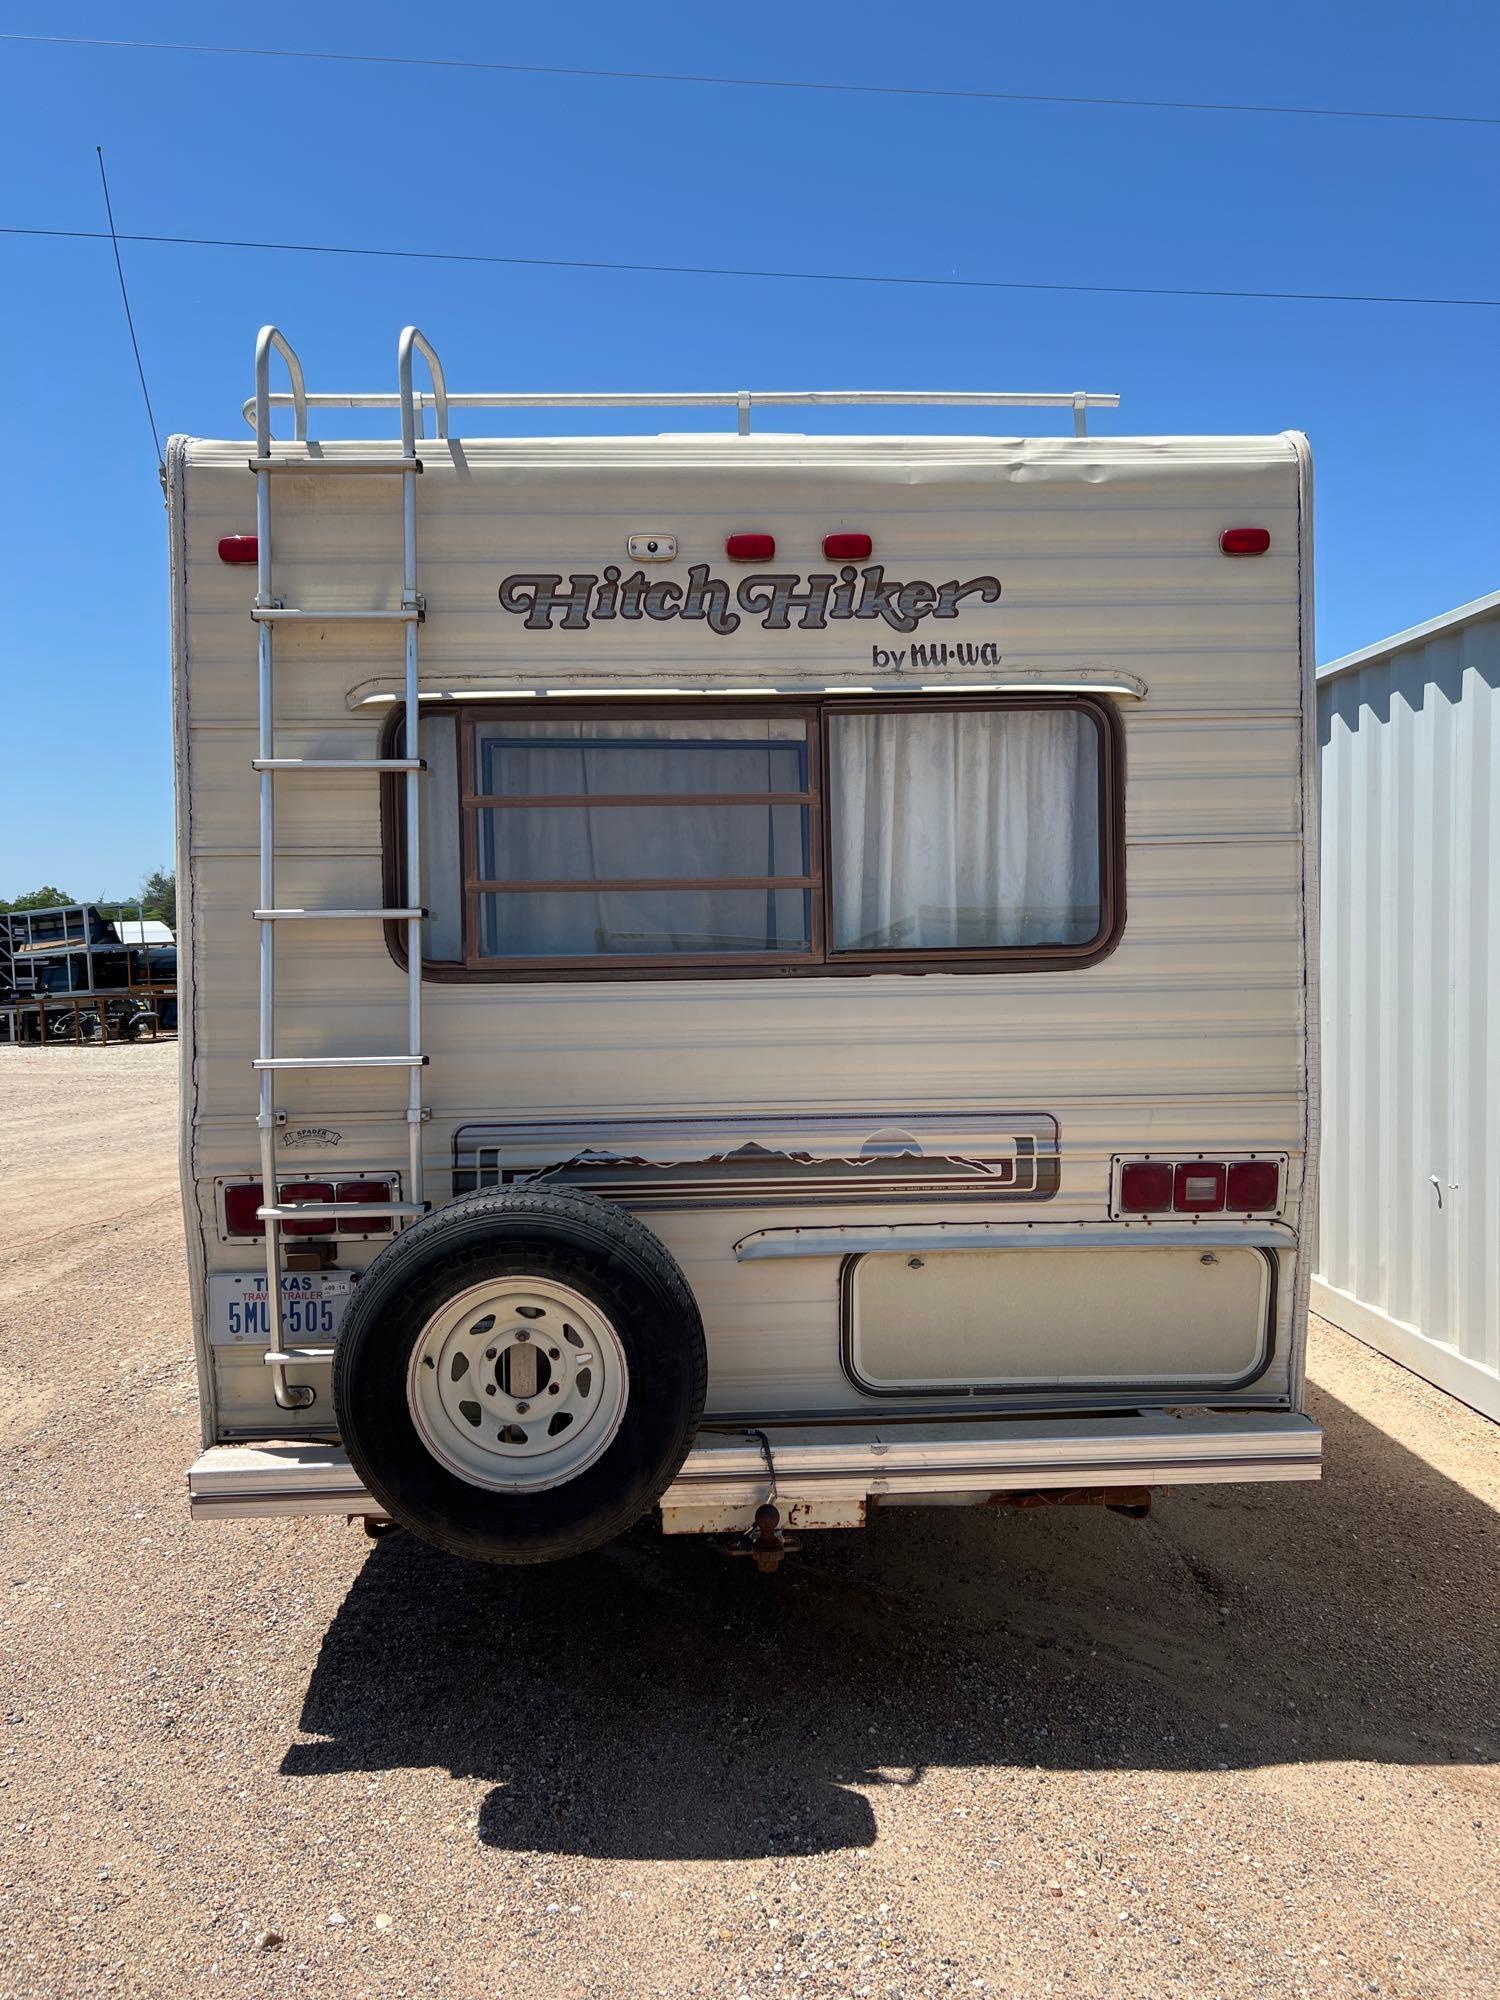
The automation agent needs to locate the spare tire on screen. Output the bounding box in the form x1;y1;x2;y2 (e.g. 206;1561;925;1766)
332;1187;706;1564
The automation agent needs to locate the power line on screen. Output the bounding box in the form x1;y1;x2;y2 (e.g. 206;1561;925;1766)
93;150;162;472
3;30;1496;131
3;222;1497;311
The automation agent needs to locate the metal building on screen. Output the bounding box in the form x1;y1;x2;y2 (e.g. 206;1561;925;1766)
1315;587;1500;1421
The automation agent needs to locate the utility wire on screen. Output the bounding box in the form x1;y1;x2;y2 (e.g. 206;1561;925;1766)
4;223;1497;311
94;150;163;471
3;30;1496;131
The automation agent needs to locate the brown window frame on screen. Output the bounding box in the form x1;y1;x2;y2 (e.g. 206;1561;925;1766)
382;694;1124;983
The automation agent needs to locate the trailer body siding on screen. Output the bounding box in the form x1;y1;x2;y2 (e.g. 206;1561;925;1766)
169;429;1316;1442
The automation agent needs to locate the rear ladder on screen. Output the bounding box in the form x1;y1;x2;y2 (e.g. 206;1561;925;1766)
250;325;446;1408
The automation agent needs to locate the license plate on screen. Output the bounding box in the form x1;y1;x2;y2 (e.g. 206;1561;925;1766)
208;1271;355;1347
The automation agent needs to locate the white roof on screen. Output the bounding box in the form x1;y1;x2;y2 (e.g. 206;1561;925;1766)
112;919;174;945
1318;586;1500;685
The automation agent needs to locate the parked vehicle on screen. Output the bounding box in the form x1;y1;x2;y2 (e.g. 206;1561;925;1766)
178;327;1321;1565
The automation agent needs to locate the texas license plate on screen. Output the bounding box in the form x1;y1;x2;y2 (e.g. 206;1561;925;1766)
208;1271;356;1347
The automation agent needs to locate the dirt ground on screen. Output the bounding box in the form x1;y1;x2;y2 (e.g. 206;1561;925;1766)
1;1040;1495;2000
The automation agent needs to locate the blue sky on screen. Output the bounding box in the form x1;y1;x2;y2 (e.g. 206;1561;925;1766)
2;2;1496;895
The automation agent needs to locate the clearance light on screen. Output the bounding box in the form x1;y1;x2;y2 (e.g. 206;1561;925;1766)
823;532;873;560
725;533;775;561
218;535;259;564
1220;527;1271;556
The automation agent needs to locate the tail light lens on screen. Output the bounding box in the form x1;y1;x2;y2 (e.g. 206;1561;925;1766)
1227;1159;1281;1211
334;1179;396;1234
1114;1156;1282;1217
1119;1161;1174;1213
223;1181;266;1237
277;1181;336;1236
222;1175;400;1238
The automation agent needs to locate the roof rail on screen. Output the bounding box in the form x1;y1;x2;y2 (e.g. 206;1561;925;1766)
244;334;1119;438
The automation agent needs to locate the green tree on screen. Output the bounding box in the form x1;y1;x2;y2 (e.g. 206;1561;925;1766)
138;868;176;930
0;885;74;913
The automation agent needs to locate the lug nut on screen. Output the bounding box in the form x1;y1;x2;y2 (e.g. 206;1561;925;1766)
548;1382;560;1395
484;1384;496;1396
515;1401;530;1414
516;1328;530;1342
484;1348;496;1361
548;1347;560;1359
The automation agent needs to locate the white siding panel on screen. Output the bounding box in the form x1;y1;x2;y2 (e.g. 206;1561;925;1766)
1316;606;1500;1419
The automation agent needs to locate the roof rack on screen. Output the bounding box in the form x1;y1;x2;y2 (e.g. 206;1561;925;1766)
244;373;1120;439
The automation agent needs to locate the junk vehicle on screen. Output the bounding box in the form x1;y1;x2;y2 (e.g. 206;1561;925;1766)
1;904;176;1044
177;327;1320;1566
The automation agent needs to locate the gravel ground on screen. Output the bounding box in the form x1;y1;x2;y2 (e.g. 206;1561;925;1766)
1;1040;1496;2000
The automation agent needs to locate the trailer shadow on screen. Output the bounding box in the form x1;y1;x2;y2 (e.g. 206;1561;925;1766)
281;1381;1498;1861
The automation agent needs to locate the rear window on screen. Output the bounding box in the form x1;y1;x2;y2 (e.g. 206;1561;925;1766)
391;696;1120;977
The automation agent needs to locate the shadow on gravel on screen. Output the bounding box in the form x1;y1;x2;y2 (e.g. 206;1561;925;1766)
282;1380;1498;1861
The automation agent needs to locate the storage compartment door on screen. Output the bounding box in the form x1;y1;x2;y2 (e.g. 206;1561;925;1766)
845;1245;1273;1393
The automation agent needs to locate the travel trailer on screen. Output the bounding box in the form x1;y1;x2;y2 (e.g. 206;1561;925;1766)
178;328;1321;1566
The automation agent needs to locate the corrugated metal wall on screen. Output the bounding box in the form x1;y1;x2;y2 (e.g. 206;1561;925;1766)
1315;597;1500;1420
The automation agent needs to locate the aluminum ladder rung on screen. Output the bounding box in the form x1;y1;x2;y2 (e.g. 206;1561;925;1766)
263;1347;335;1367
257;1200;428;1221
252;758;425;772
254;907;426;921
248;456;422;474
251;606;423;625
253;1054;428;1071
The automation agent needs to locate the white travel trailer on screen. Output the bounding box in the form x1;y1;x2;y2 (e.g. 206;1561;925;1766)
177;327;1321;1565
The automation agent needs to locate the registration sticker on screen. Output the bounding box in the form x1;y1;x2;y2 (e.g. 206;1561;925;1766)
208;1271;356;1347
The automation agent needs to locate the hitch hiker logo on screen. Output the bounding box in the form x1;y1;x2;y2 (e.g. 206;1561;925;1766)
497;564;1002;637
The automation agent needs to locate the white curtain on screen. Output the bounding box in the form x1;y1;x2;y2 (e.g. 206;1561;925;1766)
828;709;1101;951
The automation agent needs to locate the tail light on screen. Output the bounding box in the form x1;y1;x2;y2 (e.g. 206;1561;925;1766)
277;1181;336;1236
221;1175;400;1239
222;1182;266;1237
333;1179;396;1234
1115;1156;1282;1217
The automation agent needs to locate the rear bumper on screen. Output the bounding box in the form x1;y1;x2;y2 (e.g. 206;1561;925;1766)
188;1410;1321;1531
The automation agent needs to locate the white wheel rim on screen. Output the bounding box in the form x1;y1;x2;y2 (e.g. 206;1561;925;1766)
406;1277;629;1494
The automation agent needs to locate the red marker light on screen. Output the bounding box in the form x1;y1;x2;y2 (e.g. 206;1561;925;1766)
726;533;775;562
1220;527;1271;556
218;535;259;564
278;1181;336;1237
823;532;873;560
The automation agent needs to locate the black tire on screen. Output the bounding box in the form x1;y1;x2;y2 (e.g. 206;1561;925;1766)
332;1187;707;1565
